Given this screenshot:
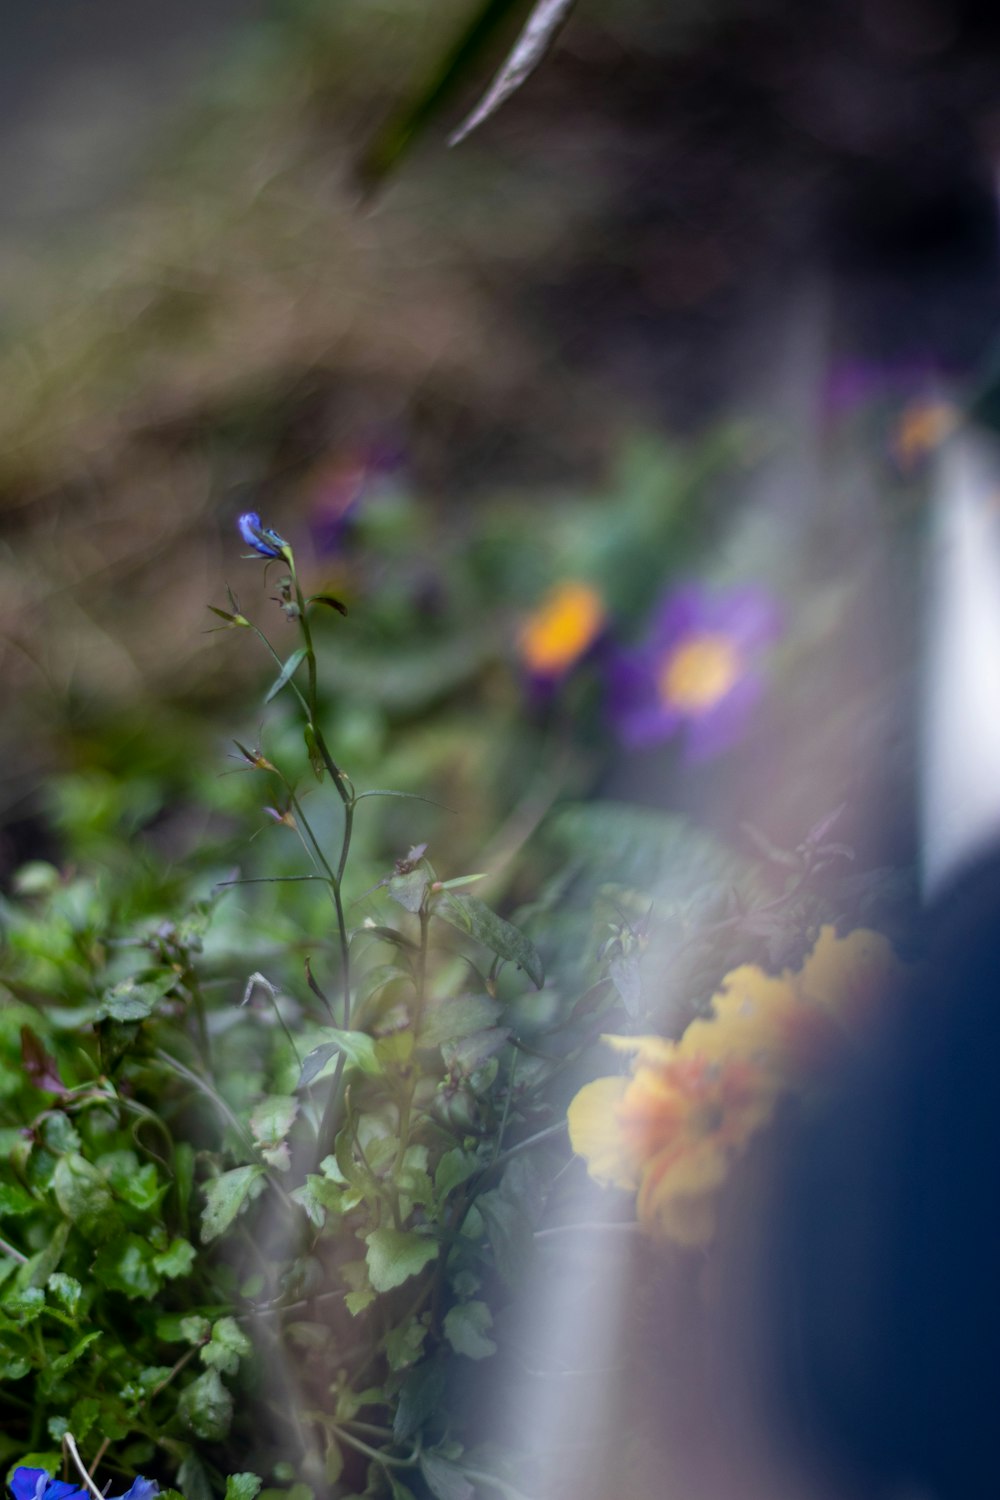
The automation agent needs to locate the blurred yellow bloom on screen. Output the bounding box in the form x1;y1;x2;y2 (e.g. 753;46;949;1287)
519;581;605;680
568;926;903;1245
891;398;960;469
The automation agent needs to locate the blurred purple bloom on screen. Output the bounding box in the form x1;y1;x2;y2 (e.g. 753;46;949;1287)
822;357;947;417
608;584;781;761
238;512;287;559
306;440;404;557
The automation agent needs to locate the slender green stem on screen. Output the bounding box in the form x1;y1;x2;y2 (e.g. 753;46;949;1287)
332;1425;418;1470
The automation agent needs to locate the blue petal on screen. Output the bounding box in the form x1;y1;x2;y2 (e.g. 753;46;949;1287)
237;511;287;559
116;1479;160;1500
9;1469;50;1500
41;1484;88;1500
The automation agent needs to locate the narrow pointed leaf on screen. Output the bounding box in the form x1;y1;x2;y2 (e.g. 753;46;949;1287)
265;647;307;704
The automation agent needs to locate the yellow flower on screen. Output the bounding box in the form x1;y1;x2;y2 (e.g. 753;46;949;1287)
567;927;903;1245
519;581;606;680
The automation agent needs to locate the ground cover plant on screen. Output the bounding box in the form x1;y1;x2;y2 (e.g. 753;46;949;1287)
0;418;925;1499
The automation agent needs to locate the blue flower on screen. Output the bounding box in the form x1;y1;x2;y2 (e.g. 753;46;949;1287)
116;1482;159;1500
9;1471;88;1500
8;1469;159;1500
237;511;288;559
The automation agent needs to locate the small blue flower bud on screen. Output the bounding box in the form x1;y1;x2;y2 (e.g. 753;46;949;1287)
238;512;288;559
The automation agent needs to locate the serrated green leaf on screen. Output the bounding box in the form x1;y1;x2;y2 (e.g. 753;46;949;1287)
249;1095;299;1149
265;647;307;704
46;1272;82;1318
225;1475;263;1500
200;1165;266;1243
344;1286;376;1317
365;1229;438;1293
93;1234;162;1300
443;1300;497;1360
434;893;544;988
152;1237;196;1280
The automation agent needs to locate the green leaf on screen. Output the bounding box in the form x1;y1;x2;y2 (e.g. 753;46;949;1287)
202;1316;252;1375
93;1234;162;1300
156;1312;210;1344
344;1286;376;1317
178;1368;233;1441
419;994;501;1049
178;1453;214;1500
387;868;429;914
434;893;544;988
298;1029;382;1089
1;1286;45;1323
97;973;175;1022
52;1154;119;1243
38;1331;102;1391
434;1148;480;1202
419;1453;474;1500
152;1238;196;1280
0;1183;36;1218
249;1093;299;1142
477;1192;534;1288
365;1229;438;1293
393;1356;446;1442
46;1272;82;1318
385;1315;428;1372
200;1165;266;1244
225;1476;263;1500
306;593;348;615
443;1300;497;1360
265;647;307;704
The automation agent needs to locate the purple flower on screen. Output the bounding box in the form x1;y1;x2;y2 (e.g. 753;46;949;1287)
607;584;781;761
9;1469;158;1500
237;512;288;559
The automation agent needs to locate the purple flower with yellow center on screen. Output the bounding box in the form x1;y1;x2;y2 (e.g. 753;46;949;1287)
237;511;288;559
608;583;780;759
518;580;607;686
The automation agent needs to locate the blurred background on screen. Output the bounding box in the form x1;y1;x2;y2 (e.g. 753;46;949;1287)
6;4;1000;1497
4;0;1000;895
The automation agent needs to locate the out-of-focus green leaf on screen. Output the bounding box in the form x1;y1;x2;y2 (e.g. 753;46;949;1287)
434;892;544;988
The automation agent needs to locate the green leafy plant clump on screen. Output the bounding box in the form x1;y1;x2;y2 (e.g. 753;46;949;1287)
0;511;599;1500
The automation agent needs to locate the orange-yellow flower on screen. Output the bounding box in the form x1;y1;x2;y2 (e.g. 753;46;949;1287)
518;581;606;681
567;926;903;1245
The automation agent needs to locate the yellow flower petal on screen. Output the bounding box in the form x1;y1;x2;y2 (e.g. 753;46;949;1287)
567;1075;636;1189
798;925;902;1027
519;582;605;676
637;1141;731;1246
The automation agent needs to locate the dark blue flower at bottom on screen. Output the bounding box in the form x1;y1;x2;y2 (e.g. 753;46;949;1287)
9;1471;87;1500
9;1469;159;1500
